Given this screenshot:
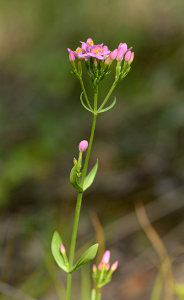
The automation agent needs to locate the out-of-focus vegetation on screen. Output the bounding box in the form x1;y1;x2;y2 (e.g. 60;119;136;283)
0;0;184;299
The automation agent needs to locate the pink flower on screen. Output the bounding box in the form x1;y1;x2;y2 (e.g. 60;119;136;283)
116;48;124;61
60;243;66;254
87;44;111;60
130;51;134;63
102;250;110;263
105;262;110;270
125;50;132;61
93;264;97;272
105;55;111;65
118;43;127;54
98;261;103;270
110;49;118;60
79;140;88;152
74;47;90;59
111;260;119;271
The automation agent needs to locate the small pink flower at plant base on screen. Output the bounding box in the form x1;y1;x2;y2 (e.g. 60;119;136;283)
110;49;118;60
125;50;132;62
60;243;66;254
111;260;119;272
93;264;97;272
79;140;88;152
102;250;110;263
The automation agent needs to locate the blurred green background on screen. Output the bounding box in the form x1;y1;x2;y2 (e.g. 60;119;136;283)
0;0;184;299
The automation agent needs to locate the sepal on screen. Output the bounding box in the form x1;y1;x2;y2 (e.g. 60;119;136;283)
70;164;83;192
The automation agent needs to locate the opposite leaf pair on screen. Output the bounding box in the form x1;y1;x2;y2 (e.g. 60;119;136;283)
51;232;98;273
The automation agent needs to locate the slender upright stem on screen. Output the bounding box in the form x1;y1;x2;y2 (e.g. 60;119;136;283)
66;87;98;300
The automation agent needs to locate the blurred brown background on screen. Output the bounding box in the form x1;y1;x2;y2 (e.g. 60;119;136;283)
0;0;184;299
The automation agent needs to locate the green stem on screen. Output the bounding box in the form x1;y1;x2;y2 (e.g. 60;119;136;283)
79;77;93;111
98;81;117;112
66;88;98;300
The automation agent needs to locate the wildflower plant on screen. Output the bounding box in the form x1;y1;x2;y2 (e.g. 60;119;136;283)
51;38;134;300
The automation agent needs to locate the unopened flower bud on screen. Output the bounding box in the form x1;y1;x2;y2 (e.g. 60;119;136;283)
79;140;88;152
105;55;111;65
116;48;124;61
129;52;134;63
98;262;103;270
110;49;118;60
106;262;110;270
118;43;127;54
94;59;98;67
69;50;75;62
125;50;132;62
102;250;110;263
60;243;66;254
111;260;119;271
93;264;97;272
73;157;77;165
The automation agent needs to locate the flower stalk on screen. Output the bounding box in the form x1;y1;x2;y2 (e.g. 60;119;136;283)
51;37;134;300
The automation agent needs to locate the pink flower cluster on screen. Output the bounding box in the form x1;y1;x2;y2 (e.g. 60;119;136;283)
68;38;134;63
93;250;119;273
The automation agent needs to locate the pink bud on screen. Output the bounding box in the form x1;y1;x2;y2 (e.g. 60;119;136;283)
118;43;127;54
116;48;124;61
106;262;110;270
79;140;88;152
105;55;111;65
125;50;132;62
102;250;110;263
60;243;66;254
98;262;103;270
73;157;77;165
111;260;119;271
69;50;75;62
93;264;97;272
130;52;134;63
94;59;98;66
110;49;118;60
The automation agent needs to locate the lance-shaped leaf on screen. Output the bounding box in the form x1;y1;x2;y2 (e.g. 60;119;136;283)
71;243;99;272
70;165;83;192
51;232;69;272
97;97;116;114
83;160;98;191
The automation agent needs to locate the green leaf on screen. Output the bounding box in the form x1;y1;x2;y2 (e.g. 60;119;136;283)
51;232;69;272
83;160;98;191
80;92;94;113
70;165;83;192
98;97;116;114
71;243;99;272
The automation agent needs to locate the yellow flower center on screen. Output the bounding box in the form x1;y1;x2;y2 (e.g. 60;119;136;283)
76;48;82;53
